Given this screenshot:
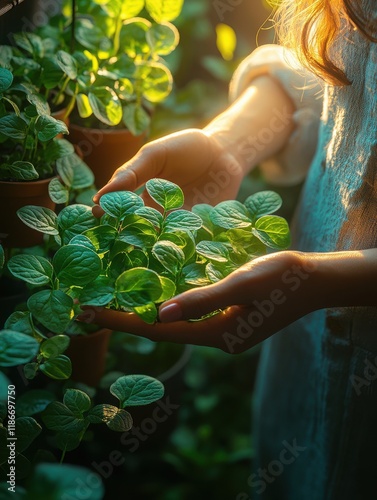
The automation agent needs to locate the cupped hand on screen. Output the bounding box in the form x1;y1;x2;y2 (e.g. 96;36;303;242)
92;128;244;215
82;251;319;354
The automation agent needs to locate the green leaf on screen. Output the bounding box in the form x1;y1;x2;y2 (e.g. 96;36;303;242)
40;354;72;379
15;417;42;453
24;363;38;380
146;178;183;211
27;463;104;500
76;92;92;118
7;254;53;285
40;335;70;359
109;249;148;277
0;115;27;139
69;234;97;252
196;240;230;263
110;374;164;407
253;215;291;250
152;240;185;274
57;204;98;244
44;138;75;163
192;204;214;234
4;311;34;336
17;390;56;417
210;200;252;229
118;217;157;248
56;153;95;190
119;0;144;18
0;161;39;181
115;267;162;307
48;177;69;204
56;50;78;79
41;402;87;450
88;87;122;126
27;290;74;334
99;191;144;220
0;67;13;92
156;275;176;302
35;115;68;142
17;206;59;235
145;0;184;22
26;93;50;116
181;263;211;287
87;404;119;424
83;225;117;253
146;22;179;55
136;62;173;103
79;276;115;306
53;244;102;286
106;409;133;432
227;229;267;256
159;230;196;261
0;330;39;366
206;261;237;283
63;389;91;414
133;302;158;324
164;210;202;232
120;18;151;58
135;206;163;229
122;102;151;136
245;191;283;222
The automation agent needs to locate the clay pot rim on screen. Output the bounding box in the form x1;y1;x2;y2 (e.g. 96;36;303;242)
0;176;56;196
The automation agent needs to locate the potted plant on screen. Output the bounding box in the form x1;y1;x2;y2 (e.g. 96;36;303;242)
30;0;185;187
0;63;99;248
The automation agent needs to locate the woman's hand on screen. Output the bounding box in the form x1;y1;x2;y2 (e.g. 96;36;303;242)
92;128;244;213
82;251;319;354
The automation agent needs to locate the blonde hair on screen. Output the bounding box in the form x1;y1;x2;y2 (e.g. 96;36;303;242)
275;0;377;85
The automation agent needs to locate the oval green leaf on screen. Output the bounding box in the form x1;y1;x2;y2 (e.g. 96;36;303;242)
0;330;39;367
110;374;164;407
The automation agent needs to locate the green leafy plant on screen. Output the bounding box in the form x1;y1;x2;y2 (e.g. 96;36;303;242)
0;373;163;494
5;178;290;343
4;0;184;136
0;66;71;181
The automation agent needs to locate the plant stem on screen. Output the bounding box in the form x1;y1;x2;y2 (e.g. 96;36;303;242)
113;11;123;56
60;447;67;463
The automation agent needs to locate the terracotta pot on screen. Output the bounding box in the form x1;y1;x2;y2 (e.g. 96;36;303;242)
0;177;55;248
66;328;112;387
68;124;147;188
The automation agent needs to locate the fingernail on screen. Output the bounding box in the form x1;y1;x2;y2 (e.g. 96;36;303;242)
159;303;182;323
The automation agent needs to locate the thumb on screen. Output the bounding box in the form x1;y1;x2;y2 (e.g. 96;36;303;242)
158;277;241;323
92;143;164;205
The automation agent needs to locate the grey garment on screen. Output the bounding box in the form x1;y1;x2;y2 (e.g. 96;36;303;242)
252;15;377;500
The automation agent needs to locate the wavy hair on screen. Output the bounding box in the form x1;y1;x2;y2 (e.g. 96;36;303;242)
275;0;377;85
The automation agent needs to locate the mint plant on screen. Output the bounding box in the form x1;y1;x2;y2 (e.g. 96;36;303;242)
0;67;70;181
2;1;184;135
6;178;290;334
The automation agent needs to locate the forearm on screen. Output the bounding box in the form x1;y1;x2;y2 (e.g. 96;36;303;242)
203;75;296;176
300;248;377;309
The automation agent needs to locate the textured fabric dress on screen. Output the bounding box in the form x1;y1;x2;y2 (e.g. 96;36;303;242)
229;6;377;500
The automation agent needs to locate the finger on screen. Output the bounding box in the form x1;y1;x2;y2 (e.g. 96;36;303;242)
92;144;164;204
158;273;245;323
80;305;247;350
